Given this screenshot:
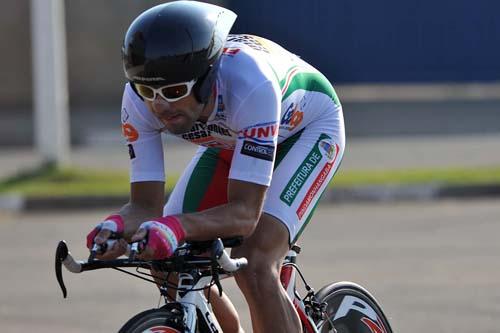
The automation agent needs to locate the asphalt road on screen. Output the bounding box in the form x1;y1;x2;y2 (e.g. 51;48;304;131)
1;199;499;332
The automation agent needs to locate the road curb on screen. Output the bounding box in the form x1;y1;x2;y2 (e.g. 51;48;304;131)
326;184;441;202
1;183;500;212
325;183;500;203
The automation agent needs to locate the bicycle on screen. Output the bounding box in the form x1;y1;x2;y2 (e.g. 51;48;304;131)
55;237;393;332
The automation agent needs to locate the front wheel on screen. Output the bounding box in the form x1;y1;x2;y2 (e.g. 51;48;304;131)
314;281;393;333
118;307;184;333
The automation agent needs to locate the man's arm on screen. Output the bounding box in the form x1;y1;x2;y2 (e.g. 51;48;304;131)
92;181;164;259
121;181;165;239
177;179;267;241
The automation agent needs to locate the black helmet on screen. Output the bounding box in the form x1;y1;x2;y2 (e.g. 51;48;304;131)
122;1;237;103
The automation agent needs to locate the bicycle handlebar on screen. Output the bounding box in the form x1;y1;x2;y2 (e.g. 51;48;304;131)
55;239;247;298
211;238;248;272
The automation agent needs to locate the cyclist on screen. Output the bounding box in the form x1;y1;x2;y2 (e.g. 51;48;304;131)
86;1;345;332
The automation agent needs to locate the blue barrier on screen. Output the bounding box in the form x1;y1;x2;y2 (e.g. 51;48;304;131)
227;0;500;83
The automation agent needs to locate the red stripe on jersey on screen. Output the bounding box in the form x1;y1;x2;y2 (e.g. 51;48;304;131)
197;149;233;211
296;143;340;219
281;68;300;95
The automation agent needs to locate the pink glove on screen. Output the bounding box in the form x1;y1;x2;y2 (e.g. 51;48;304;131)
137;216;186;259
86;214;125;249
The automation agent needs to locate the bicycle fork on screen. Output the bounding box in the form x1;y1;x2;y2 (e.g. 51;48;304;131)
175;273;223;333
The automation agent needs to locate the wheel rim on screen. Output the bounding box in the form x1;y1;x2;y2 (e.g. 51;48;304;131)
318;289;391;333
141;326;181;333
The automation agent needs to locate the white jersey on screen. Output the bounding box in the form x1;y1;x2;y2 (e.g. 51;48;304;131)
120;34;341;186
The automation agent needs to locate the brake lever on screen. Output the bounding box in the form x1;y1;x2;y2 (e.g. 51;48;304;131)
211;239;224;296
128;241;146;261
211;261;223;297
88;243;100;262
88;232;122;262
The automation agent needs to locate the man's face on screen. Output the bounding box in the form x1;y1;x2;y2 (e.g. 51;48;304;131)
145;92;204;134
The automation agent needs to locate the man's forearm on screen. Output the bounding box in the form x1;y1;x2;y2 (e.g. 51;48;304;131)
178;200;262;241
118;202;164;240
175;180;267;242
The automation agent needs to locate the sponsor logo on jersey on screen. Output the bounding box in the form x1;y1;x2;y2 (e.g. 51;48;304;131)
122;123;139;142
214;95;226;121
280;149;323;205
280;133;331;206
183;135;234;149
296;142;339;219
238;121;278;144
181;123;232;141
280;103;303;131
227;34;270;53
207;124;232;136
204;140;234;149
240;140;275;161
127;144;136;160
319;139;337;162
222;47;241;56
121;107;129;123
296;161;332;219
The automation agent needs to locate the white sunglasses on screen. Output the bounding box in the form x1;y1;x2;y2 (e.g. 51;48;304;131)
134;79;197;102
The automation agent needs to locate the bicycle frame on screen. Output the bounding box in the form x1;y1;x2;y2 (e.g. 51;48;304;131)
164;246;320;333
173;272;232;333
281;247;321;333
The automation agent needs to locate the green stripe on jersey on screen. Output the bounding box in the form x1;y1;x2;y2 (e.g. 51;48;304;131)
279;66;300;90
274;129;304;169
183;148;221;213
281;72;340;106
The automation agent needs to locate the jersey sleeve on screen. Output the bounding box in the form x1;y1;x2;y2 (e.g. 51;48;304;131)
229;80;281;186
121;84;165;183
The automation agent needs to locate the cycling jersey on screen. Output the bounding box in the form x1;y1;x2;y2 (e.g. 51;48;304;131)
120;35;345;242
121;34;342;186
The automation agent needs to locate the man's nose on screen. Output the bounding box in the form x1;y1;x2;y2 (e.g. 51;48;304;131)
152;95;171;113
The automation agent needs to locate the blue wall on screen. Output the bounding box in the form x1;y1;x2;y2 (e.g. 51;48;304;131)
227;0;500;84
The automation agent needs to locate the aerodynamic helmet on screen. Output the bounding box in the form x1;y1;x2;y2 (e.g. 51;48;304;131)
122;1;237;103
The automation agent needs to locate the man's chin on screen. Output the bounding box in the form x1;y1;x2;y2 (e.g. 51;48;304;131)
167;126;190;135
162;120;194;135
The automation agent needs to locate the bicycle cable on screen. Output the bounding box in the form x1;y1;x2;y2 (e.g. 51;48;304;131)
111;267;159;285
111;267;216;293
282;262;313;293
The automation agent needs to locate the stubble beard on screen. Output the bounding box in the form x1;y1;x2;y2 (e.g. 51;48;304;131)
161;107;202;135
162;116;194;134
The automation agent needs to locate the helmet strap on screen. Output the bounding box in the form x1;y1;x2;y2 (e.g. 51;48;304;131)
193;58;221;104
129;81;144;101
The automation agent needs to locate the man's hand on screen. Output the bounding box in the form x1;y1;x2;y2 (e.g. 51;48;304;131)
86;215;128;260
131;216;186;260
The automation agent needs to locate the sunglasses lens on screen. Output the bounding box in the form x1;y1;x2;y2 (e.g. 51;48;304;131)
135;84;155;100
161;84;189;100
